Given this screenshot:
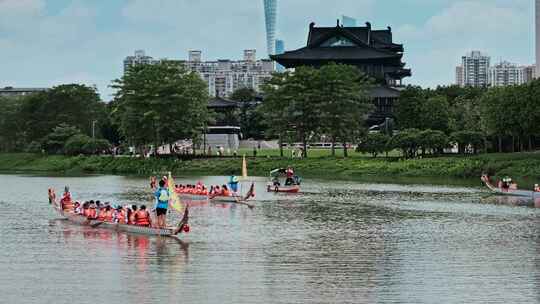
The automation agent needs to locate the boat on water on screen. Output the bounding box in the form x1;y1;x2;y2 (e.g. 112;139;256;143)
166;156;256;208
267;168;301;193
481;175;540;199
48;189;189;237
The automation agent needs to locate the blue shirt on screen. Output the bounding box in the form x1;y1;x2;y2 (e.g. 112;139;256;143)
154;187;169;209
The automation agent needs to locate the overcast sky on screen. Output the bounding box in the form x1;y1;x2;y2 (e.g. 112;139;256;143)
0;0;535;100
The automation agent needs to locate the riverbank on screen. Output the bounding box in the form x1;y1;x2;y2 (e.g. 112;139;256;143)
2;152;540;182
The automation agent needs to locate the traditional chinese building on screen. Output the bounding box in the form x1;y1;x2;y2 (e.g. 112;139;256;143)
271;21;411;126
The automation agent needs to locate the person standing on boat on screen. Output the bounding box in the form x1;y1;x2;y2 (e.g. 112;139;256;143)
229;175;239;193
285;166;295;186
153;180;170;228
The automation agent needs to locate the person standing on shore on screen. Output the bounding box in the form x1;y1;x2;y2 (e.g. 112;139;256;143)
154;180;169;228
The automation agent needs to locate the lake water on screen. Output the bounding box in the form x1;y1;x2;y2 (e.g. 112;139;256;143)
0;173;538;304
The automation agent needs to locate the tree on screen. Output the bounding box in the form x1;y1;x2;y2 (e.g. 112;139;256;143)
451;131;485;154
418;129;448;156
64;134;93;156
231;87;266;139
395;87;450;133
318;63;373;157
261;67;321;158
260;73;291;157
43;124;82;154
0;97;25;152
111;61;210;155
389;128;422;159
18;84;105;143
357;133;390;157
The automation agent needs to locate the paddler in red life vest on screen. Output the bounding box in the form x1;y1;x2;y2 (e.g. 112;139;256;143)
221;185;231;197
103;204;114;222
134;205;152;227
60;186;74;211
86;202;97;219
114;206;127;224
285;166;295;186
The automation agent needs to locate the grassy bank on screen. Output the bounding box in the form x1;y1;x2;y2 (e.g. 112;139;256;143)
2;152;540;181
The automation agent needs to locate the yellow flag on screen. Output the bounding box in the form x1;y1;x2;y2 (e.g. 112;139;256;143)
242;155;248;179
168;172;184;213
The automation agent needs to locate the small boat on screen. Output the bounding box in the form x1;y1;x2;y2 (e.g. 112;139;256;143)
267;168;301;193
266;184;301;193
481;175;540;199
49;189;189;237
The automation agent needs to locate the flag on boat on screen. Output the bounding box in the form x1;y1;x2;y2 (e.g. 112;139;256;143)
242;155;248;179
168;172;184;213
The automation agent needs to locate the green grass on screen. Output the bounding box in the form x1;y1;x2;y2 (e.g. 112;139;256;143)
2;152;540;182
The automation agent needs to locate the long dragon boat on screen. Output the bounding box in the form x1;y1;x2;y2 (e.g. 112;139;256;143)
177;182;256;208
49;189;189;237
481;175;540;199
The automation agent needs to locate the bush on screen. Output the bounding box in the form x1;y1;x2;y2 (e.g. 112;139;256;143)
64;134;93;156
418;129;448;156
82;139;111;155
389;129;422;159
357;133;391;157
43;124;81;154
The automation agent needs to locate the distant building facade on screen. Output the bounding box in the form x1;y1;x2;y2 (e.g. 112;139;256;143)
456;51;490;87
341;15;357;27
524;65;536;83
455;66;464;86
275;39;285;72
186;50;274;98
123;50;157;73
488;61;527;87
0;86;48;97
271;21;411;126
263;0;277;56
123;49;274;98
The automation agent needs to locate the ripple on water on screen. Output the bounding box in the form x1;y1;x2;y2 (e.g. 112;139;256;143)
0;174;538;304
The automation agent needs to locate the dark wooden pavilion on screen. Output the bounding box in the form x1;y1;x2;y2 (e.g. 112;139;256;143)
270;21;411;126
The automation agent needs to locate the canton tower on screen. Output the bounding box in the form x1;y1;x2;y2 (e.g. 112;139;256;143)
263;0;277;56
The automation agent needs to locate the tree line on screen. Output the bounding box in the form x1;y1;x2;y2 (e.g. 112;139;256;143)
380;80;540;157
2;61;539;159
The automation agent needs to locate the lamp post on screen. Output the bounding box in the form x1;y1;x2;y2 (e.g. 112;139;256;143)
92;120;97;139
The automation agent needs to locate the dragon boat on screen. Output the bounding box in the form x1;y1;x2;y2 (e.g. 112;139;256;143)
481;175;540;199
48;189;189;237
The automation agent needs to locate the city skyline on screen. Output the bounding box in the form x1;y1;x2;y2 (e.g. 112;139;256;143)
0;0;535;100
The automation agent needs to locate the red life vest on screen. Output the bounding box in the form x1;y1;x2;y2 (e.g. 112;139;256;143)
97;208;106;221
104;210;114;222
116;209;126;224
135;211;150;226
87;208;97;219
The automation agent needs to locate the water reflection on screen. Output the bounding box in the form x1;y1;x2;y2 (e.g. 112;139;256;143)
2;173;540;304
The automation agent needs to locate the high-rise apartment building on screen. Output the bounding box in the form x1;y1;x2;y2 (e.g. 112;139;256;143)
341;15;357;27
457;51;490;87
524;65;536;83
536;0;540;78
263;0;277;56
275;39;285;72
455;66;464;86
123;50;157;73
244;49;257;62
488;61;526;87
186;50;274;98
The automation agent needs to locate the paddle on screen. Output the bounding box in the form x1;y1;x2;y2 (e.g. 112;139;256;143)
173;207;189;235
